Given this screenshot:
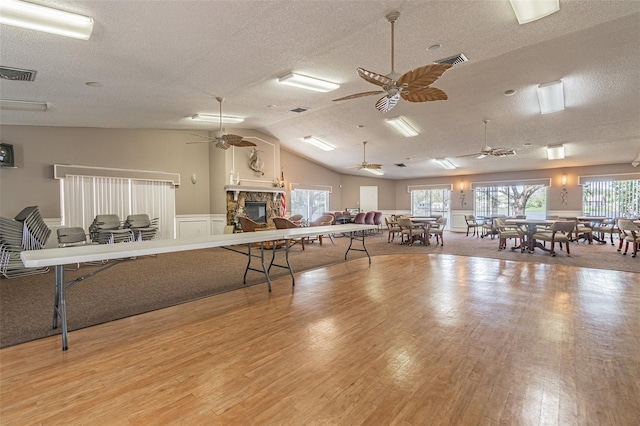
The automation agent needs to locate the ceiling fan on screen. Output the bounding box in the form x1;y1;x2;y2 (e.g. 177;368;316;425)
458;120;516;159
349;141;383;170
186;97;256;149
333;11;452;113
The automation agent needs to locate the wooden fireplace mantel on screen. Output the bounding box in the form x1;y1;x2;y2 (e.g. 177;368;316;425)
225;185;285;201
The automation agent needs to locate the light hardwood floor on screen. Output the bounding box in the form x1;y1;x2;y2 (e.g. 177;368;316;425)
1;254;639;425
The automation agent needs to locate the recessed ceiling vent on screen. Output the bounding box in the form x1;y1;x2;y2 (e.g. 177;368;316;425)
433;53;468;66
0;66;37;81
290;107;310;113
394;163;407;167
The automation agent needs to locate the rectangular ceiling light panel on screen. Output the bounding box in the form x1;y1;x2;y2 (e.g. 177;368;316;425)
537;80;564;114
278;73;339;92
434;158;456;170
546;144;565;160
0;0;94;40
509;0;559;24
365;167;384;176
190;114;244;124
386;116;419;137
0;99;47;111
303;136;335;151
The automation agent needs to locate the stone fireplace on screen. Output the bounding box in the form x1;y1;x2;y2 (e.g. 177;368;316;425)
225;185;285;229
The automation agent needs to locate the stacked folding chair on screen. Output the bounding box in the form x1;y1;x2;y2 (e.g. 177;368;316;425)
89;214;134;244
0;206;51;278
125;214;159;241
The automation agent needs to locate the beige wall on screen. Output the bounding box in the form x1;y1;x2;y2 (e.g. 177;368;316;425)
0;126;211;218
280;149;342;212
393;163;638;211
1;124;636;220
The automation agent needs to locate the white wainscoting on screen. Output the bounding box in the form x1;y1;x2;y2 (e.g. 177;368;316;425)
176;214;227;238
450;211;472;233
547;210;582;218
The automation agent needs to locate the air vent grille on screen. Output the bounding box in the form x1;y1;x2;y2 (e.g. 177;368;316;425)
290;107;310;113
0;66;37;81
434;53;468;66
394;163;407;167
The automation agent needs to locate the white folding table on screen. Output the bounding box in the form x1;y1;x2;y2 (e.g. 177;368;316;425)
21;224;377;350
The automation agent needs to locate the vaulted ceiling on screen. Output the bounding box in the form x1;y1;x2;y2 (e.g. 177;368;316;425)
1;1;639;179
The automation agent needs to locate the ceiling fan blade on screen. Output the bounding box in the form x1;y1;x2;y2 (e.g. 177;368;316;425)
375;93;399;113
229;140;257;147
367;164;383;169
490;148;516;157
215;141;231;150
457;152;483;158
357;68;395;87
333;90;385;102
397;63;452;88
401;87;448;103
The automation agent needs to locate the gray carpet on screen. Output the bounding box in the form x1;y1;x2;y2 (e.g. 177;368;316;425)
1;230;638;348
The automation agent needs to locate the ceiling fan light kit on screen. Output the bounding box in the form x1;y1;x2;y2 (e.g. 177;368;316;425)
546;144;565;160
190;114;244;124
186;97;255;149
386;116;419;137
278;72;340;92
303;136;335;151
509;0;560;25
434;158;457;170
0;0;94;40
537;80;565;114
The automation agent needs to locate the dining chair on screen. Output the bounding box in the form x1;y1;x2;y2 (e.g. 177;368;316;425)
353;212;367;224
531;220;576;256
617;219;639;257
308;214;336;245
593;217;619;246
464;215;481;237
238;216;267;232
385;217;401;243
494;217;523;251
287;214;304;225
429;217;447;246
397;217;427;246
273;217;306;250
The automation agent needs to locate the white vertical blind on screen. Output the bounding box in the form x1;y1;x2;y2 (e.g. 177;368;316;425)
62;176;175;239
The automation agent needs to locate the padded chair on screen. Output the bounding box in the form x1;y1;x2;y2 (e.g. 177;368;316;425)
572;218;593;244
273;217;306;250
385;217;401;243
464;215;481;237
239;216;267;232
429;217;447;246
373;212;383;233
494;217;523;251
353;212;367;224
308;214;335;245
617;219;639;257
90;214;134;244
397;217;428;246
125;214;159;241
593;218;619;246
531;220;576;256
57;227;99;270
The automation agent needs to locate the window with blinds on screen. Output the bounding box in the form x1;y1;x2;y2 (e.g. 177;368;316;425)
290;188;329;222
582;179;640;217
473;185;547;219
410;188;450;217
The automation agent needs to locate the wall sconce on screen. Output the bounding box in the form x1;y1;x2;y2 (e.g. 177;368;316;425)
459;181;465;192
561;174;568;187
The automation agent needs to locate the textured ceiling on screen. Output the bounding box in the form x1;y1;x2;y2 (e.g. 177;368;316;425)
1;1;639;179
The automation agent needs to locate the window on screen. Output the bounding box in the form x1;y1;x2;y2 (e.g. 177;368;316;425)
411;188;450;216
473;184;547;219
290;188;329;222
582;179;640;217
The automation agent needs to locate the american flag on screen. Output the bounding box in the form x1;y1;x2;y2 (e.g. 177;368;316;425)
280;192;286;217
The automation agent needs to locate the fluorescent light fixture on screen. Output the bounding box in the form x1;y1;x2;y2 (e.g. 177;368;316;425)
509;0;559;25
386;116;419;137
434;158;456;170
0;99;47;111
546;144;565;160
537;80;565;114
302;136;335;151
364;167;384;176
0;0;94;40
278;72;340;93
190;114;244;124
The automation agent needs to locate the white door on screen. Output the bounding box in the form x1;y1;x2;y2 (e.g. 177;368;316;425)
359;186;378;212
